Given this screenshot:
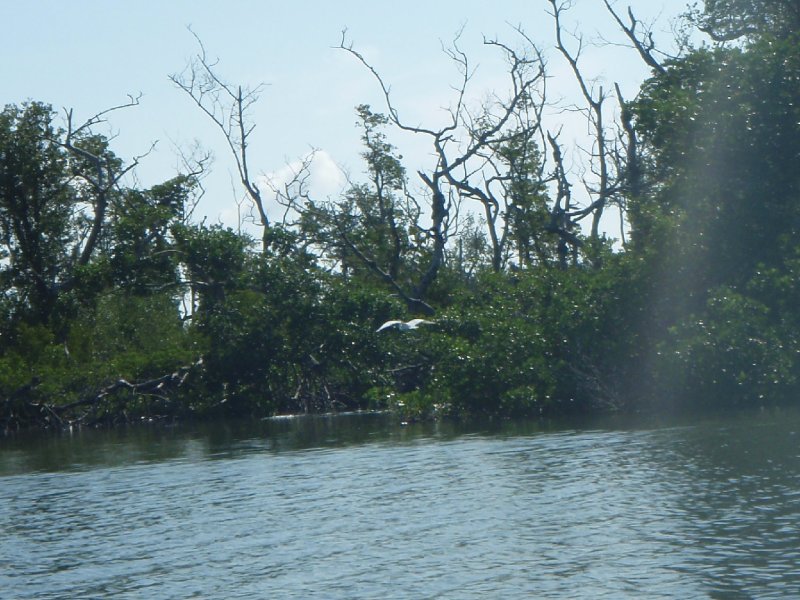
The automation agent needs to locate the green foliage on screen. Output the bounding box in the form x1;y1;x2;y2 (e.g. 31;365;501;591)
625;28;800;408
690;0;800;42
108;176;190;292
172;222;252;318
68;293;191;377
184;254;397;417
653;285;799;408
0;292;192;413
5;4;800;429
633;37;800;284
377;256;640;418
0;102;76;324
297;105;421;286
495;129;555;268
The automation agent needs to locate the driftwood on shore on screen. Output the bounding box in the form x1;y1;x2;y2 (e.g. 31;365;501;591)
1;359;202;433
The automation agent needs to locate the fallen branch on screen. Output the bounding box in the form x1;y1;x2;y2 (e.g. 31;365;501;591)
1;359;203;433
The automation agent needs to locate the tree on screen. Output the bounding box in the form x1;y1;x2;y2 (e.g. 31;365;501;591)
548;0;615;242
0;102;75;325
691;0;800;42
0;98;164;330
633;38;800;287
172;222;251;318
297;105;420;284
170;31;309;253
0;101;208;429
620;21;800;404
337;31;572;284
495;129;554;268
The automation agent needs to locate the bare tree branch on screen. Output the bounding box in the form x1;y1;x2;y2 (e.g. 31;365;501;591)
170;28;276;251
339;29;550;274
61;96;155;269
546;130;581;267
602;1;666;75
548;0;614;242
169;137;214;223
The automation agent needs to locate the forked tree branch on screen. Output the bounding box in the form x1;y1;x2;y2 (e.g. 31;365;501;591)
602;1;666;75
61;96;155;270
171;29;275;250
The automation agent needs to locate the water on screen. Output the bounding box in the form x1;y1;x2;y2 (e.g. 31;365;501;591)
2;408;799;598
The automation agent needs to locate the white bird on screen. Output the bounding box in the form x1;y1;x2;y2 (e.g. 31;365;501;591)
376;318;435;333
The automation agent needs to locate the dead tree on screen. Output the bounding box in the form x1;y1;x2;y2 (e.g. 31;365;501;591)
602;1;666;76
612;82;640;249
546;130;581;267
337;32;466;301
338;30;553;285
171;30;278;252
599;1;672;247
548;0;618;243
441;37;549;272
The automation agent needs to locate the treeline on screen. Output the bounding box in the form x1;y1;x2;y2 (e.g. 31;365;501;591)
2;0;799;431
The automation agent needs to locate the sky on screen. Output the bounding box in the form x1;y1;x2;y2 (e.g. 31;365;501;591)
1;0;693;238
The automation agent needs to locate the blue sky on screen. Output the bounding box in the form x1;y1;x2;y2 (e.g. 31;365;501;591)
2;1;690;235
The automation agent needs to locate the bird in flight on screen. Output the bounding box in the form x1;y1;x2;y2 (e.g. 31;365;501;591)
376;318;435;333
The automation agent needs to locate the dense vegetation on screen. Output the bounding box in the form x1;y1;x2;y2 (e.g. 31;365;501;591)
2;1;799;431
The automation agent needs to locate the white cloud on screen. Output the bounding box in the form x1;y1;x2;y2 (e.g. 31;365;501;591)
257;149;348;224
306;150;349;199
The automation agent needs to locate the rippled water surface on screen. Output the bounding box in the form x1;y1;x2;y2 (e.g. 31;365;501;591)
2;408;800;598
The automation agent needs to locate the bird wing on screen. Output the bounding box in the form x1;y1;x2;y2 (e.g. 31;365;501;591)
376;320;402;332
407;318;434;328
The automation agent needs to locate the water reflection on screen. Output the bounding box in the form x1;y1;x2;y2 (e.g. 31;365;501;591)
0;411;570;474
1;408;799;598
